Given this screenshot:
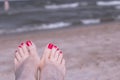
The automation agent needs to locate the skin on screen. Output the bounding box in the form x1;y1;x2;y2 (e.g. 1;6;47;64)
4;0;10;11
15;41;40;80
15;42;66;80
39;44;66;80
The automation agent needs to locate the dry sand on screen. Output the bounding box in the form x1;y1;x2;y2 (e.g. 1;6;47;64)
0;22;120;80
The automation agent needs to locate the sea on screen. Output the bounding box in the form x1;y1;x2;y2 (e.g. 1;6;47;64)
0;0;120;35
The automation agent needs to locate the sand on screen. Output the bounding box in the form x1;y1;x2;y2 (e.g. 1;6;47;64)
0;22;120;80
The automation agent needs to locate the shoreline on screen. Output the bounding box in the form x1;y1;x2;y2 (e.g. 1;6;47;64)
0;21;120;50
0;21;118;37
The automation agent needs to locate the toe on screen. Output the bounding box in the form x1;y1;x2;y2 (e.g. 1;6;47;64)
50;45;58;59
21;43;29;55
15;50;19;63
15;50;22;62
40;43;53;67
62;59;65;66
26;41;37;55
58;51;63;64
18;46;24;58
44;43;53;60
14;58;18;65
54;50;59;61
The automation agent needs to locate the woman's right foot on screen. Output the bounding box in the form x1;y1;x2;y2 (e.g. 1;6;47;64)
40;43;66;80
15;41;40;80
15;42;29;71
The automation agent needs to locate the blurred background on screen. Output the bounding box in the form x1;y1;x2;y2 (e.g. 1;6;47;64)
0;0;120;80
0;0;120;34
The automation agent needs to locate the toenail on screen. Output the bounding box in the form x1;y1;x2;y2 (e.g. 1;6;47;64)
21;43;24;45
57;48;59;51
18;46;21;48
28;40;32;45
60;51;62;54
26;41;31;46
54;46;57;48
48;43;53;49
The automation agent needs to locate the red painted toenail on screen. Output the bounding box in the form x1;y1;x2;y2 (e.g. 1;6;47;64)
54;46;57;48
28;40;32;45
60;51;62;54
21;43;24;45
26;41;31;46
48;43;53;49
18;46;21;48
57;48;59;51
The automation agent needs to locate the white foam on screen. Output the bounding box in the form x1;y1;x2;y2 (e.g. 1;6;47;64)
81;19;100;25
0;22;71;34
80;2;88;6
45;2;79;9
40;22;71;29
97;1;120;6
15;22;71;33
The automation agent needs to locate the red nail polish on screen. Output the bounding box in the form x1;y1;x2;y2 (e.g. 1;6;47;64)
60;51;62;54
26;41;31;46
54;46;57;48
21;43;24;45
18;46;21;48
57;48;59;51
28;41;32;45
48;43;53;49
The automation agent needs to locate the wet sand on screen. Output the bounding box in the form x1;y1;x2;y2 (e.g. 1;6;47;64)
0;22;120;80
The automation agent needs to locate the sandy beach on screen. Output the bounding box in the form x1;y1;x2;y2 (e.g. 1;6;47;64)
0;22;120;80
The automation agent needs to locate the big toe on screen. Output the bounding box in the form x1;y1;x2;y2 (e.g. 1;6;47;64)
44;43;53;60
25;40;40;64
40;43;53;68
26;41;37;55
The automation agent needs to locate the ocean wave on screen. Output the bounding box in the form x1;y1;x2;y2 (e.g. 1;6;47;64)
0;22;71;34
97;1;120;6
0;30;5;35
0;0;29;2
81;19;100;25
0;7;44;16
115;6;120;9
115;15;120;20
79;2;88;6
45;2;79;9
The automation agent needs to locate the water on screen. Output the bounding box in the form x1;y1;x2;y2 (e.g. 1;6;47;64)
0;0;120;35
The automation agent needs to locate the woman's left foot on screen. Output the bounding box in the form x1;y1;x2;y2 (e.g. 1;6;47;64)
40;43;66;80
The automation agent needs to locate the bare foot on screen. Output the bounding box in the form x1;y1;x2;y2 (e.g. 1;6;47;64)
15;42;29;71
40;43;66;80
15;41;40;80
